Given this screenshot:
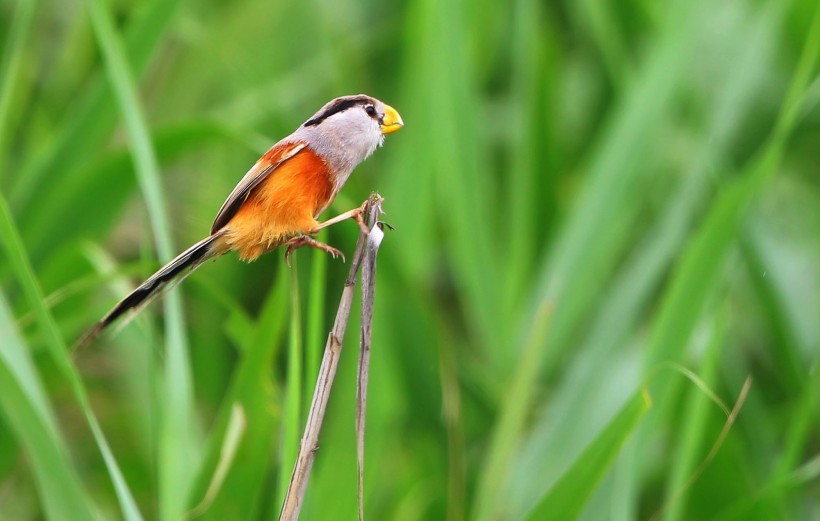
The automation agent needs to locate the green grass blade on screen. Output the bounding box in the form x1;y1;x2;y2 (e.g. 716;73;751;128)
475;2;703;517
0;0;38;180
20;119;255;261
0;194;143;519
188;262;289;520
504;0;549;309
712;345;820;521
398;0;504;362
85;0;178;263
529;0;705;373
524;389;651;521
85;0;197;518
185;404;247;519
502;5;780;516
574;0;632;88
630;4;820;516
643;1;820;370
278;260;304;506
473;302;552;521
662;315;726;521
306;233;329;391
0;293;99;521
11;0;179;209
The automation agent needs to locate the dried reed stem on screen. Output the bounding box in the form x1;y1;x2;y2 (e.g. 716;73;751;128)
279;193;384;521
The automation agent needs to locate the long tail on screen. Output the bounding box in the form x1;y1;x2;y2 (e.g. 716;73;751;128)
77;232;228;348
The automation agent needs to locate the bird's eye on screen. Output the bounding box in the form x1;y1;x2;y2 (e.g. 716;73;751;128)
364;105;377;117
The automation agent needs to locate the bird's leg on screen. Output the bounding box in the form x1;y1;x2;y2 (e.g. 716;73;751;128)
293;201;382;265
287;201;374;265
311;202;371;235
284;236;345;266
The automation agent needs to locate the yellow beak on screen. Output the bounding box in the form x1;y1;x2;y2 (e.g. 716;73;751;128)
380;104;404;134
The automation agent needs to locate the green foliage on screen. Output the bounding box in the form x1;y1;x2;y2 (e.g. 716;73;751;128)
526;389;651;521
1;0;818;519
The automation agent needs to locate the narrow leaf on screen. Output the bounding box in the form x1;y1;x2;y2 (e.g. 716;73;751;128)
525;390;651;521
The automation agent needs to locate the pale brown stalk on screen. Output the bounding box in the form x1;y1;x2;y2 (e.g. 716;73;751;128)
279;193;384;521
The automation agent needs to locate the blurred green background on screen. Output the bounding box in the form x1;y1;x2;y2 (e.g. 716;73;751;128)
1;0;819;519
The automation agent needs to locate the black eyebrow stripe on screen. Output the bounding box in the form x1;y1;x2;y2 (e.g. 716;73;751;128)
303;96;372;127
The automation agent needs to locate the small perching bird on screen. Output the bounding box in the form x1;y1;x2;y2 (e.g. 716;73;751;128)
79;94;403;346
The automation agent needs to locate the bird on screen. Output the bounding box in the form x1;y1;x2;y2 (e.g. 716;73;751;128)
79;94;403;346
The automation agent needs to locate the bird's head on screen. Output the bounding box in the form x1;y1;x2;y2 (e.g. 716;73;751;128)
294;95;403;176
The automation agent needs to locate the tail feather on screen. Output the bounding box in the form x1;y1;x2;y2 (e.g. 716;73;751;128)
76;233;227;348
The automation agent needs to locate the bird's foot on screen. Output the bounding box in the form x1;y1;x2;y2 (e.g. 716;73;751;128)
284;236;345;265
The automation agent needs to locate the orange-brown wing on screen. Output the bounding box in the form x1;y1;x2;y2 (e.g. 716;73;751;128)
211;142;306;234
